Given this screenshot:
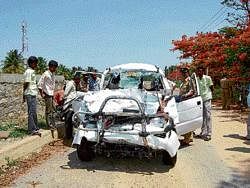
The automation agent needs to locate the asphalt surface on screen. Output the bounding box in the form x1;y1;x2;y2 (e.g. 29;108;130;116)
11;107;250;188
11;138;233;188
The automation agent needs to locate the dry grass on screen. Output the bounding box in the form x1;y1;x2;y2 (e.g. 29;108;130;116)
0;139;68;187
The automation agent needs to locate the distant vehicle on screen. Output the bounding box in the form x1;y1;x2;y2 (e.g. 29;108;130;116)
70;63;203;167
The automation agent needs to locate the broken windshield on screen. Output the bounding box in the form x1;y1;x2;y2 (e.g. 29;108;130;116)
104;71;163;90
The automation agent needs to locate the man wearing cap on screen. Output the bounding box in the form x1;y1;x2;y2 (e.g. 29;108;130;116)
179;67;195;144
38;60;58;129
179;68;195;100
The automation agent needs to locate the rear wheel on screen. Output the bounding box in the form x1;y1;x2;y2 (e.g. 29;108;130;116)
162;151;177;167
65;111;74;139
77;137;95;161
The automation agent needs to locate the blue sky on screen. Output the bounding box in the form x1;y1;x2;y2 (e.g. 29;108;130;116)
0;0;229;71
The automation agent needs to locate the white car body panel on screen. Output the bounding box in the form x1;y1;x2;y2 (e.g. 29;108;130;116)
71;63;203;159
72;89;180;157
73;125;180;157
175;96;203;135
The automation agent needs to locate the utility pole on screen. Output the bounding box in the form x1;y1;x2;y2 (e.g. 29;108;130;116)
20;21;28;66
20;21;28;56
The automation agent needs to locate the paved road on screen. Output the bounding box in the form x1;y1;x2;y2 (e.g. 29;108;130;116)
12;138;233;188
11;107;250;188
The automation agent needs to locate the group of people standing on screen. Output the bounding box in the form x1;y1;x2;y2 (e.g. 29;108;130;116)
177;64;250;142
23;56;58;136
23;56;101;137
23;56;249;142
160;64;214;145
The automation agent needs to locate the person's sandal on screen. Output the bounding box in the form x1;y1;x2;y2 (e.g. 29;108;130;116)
204;135;211;141
194;133;204;139
31;131;41;137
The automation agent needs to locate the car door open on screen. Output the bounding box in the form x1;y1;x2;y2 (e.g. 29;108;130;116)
175;73;203;135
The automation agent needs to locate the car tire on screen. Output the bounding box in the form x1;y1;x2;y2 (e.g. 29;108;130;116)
77;137;95;161
162;151;177;167
65;111;74;139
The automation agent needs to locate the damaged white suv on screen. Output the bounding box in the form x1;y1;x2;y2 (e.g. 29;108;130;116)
71;63;203;166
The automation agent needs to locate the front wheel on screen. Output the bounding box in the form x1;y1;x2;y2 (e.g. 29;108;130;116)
76;137;95;161
162;151;177;167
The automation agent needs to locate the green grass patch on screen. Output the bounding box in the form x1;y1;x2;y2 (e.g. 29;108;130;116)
0;123;17;131
38;119;47;129
0;118;47;138
5;157;19;168
0;122;27;138
9;128;27;138
0;123;28;138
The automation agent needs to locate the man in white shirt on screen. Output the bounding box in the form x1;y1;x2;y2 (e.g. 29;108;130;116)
64;74;81;105
38;60;58;129
197;65;214;141
23;56;41;136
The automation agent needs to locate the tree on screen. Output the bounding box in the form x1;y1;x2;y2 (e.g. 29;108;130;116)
171;1;250;81
57;64;73;80
36;57;47;74
87;66;98;72
221;0;250;28
2;49;24;74
171;25;249;81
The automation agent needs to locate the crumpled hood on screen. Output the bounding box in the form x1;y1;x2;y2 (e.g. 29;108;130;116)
72;89;161;115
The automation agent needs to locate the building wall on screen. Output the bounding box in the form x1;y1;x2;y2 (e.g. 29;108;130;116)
0;74;64;124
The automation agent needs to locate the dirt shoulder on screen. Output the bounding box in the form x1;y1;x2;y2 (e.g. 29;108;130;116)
1;105;250;187
211;105;250;186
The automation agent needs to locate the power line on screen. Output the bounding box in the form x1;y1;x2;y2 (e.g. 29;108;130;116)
198;6;227;32
212;17;228;30
202;8;228;32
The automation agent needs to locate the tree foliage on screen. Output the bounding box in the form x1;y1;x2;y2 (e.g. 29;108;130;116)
2;50;25;74
171;1;250;81
172;25;249;80
221;0;250;27
36;57;47;75
56;64;73;80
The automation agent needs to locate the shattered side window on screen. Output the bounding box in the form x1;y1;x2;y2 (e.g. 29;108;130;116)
103;73;112;89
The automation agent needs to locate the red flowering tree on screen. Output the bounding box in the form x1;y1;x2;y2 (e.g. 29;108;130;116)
171;0;249;81
171;24;249;81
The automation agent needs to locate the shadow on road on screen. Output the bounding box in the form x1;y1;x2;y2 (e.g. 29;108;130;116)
215;110;248;123
218;159;250;188
60;150;172;175
223;134;246;141
225;147;250;153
